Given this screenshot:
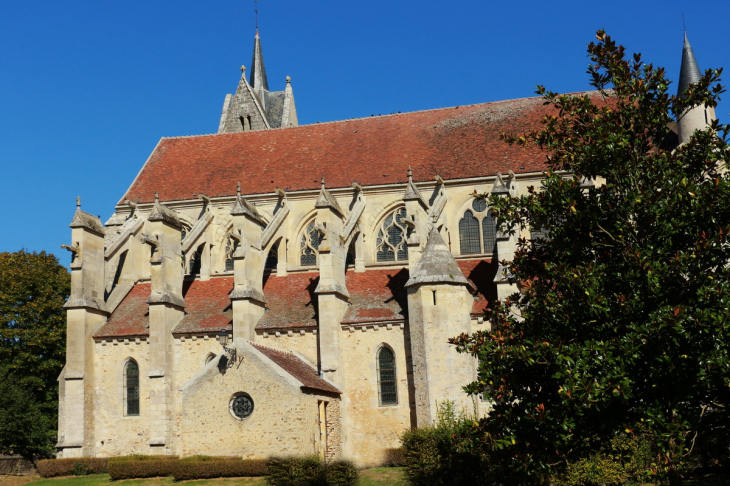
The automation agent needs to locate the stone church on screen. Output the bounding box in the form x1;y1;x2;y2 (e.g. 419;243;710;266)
56;31;713;466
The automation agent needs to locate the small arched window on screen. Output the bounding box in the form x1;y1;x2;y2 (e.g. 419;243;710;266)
300;221;323;266
458;199;497;254
376;208;409;262
377;346;397;405
124;360;140;416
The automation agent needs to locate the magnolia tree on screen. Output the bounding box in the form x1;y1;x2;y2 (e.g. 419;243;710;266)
452;32;730;485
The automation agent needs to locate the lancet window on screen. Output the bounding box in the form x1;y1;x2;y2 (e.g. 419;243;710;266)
377;346;398;405
458;198;496;255
300;221;322;266
124;359;140;416
265;242;279;270
375;207;409;262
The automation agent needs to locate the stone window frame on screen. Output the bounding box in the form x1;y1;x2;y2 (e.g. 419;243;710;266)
458;198;497;256
374;207;410;263
229;392;255;420
299;219;323;267
376;344;398;406
123;358;140;417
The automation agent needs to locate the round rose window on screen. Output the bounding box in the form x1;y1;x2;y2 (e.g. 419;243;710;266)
229;392;254;420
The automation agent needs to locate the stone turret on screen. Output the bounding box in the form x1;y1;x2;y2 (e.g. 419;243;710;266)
58;198;108;457
142;194;184;452
406;227;475;427
314;179;349;385
229;185;267;342
676;32;716;145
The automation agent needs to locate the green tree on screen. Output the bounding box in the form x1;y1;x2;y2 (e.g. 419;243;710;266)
451;31;730;486
0;250;70;456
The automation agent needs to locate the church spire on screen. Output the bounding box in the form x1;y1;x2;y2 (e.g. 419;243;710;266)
677;32;701;98
250;30;269;92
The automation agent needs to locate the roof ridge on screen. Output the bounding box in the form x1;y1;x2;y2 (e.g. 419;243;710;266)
249;341;293;355
157;92;601;142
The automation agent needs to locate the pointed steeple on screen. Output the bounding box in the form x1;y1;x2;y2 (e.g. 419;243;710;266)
250;30;269;92
677;32;702;98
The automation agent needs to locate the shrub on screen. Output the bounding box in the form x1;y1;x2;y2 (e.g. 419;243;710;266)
267;456;325;486
36;458;108;478
555;429;656;486
325;460;359;486
107;455;178;480
172;458;268;480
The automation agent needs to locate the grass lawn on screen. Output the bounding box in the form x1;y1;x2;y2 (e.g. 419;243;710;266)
0;468;407;486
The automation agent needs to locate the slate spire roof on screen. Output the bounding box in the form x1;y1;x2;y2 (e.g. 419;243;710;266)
405;227;475;290
250;30;269;92
678;32;702;98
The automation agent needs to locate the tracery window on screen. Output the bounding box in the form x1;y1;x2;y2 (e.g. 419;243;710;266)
124;360;140;416
375;207;409;262
458;198;496;254
300;221;322;266
377;346;397;405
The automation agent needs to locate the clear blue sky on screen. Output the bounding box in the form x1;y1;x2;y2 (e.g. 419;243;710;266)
2;0;728;265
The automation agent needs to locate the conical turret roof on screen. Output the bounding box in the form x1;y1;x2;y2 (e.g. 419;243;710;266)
405;227;474;290
677;32;702;98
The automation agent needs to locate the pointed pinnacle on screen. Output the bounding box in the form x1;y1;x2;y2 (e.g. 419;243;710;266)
154;192;159;202
407;167;413;180
76;196;81;208
237;181;241;196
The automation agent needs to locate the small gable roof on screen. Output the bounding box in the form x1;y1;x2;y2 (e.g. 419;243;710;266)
251;342;341;394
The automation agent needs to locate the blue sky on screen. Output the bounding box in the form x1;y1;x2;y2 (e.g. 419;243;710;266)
1;0;728;265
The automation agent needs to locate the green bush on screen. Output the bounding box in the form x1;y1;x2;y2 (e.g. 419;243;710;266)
107;455;178;480
266;456;358;486
555;429;656;486
172;458;268;480
36;458;108;478
325;460;359;486
384;447;406;467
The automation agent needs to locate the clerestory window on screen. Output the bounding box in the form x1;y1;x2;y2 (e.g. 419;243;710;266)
300;221;323;266
458;198;496;255
375;208;409;262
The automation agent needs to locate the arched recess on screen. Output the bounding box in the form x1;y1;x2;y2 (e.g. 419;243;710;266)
298;218;323;267
123;359;140;416
376;344;398;406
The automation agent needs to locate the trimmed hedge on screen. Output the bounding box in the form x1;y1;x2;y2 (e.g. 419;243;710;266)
172;458;268;480
107;455;178;480
36;458;108;478
384;447;406;467
266;456;358;486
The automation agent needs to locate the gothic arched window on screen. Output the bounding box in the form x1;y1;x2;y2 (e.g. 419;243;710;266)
376;208;409;262
458;199;497;254
377;346;397;405
300;221;322;266
124;359;139;416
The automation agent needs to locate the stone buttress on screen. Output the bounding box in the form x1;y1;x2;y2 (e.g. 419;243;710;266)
141;195;184;452
58;201;108;457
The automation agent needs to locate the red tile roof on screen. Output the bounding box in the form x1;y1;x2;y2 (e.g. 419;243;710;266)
173;278;233;334
458;259;498;315
122;97;553;204
95;283;150;337
342;268;409;324
250;342;341;394
257;272;319;330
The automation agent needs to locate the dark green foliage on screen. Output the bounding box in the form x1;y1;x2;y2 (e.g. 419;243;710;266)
0;251;70;456
383;447;406;467
171;458;268;480
450;31;730;483
266;456;358;486
107;455;178;480
36;458;108;477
